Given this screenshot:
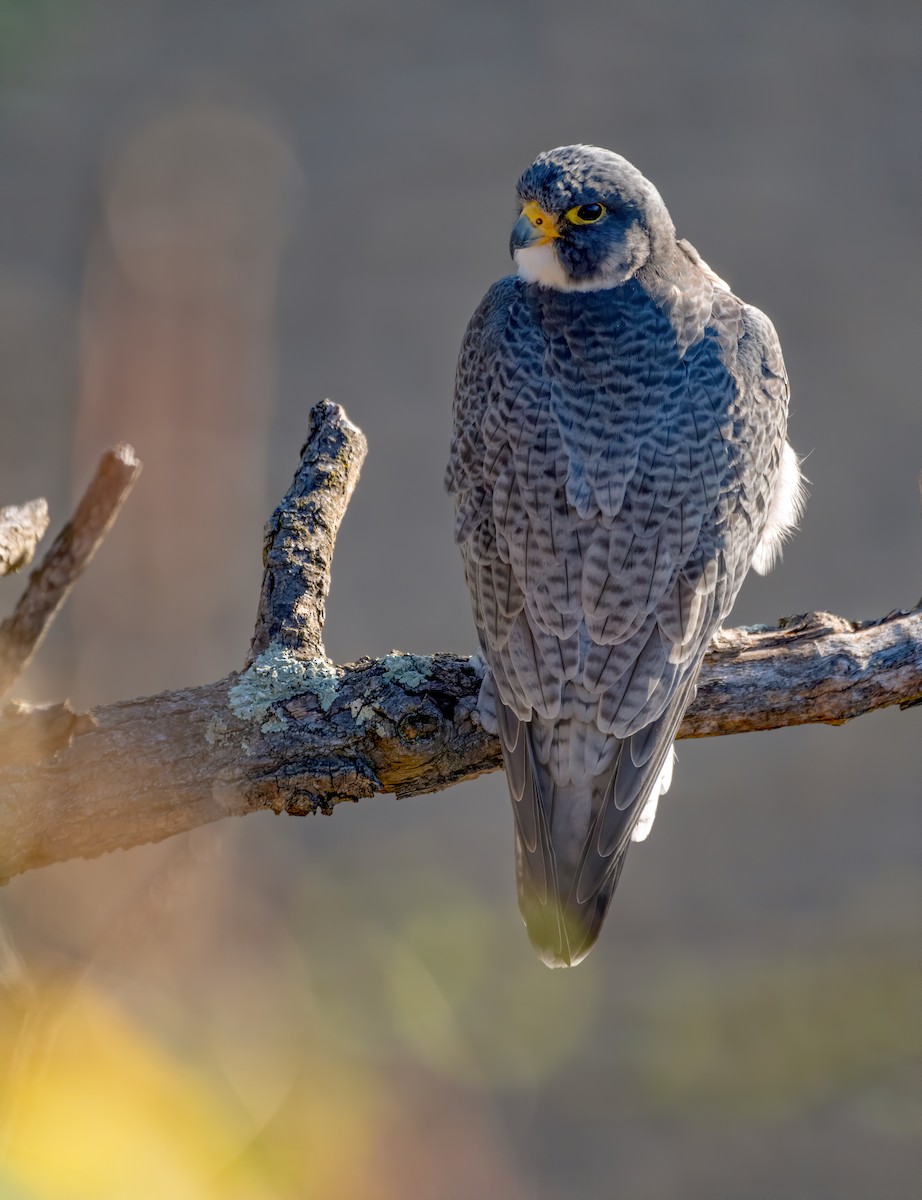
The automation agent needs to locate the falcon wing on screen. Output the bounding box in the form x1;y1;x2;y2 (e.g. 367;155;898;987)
448;277;792;966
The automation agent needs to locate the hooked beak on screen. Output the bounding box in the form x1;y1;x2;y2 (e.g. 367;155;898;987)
510;200;560;255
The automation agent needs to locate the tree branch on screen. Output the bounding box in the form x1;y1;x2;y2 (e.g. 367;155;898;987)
247;399;367;664
0;446;142;698
0;500;49;577
0;404;918;881
684;609;922;734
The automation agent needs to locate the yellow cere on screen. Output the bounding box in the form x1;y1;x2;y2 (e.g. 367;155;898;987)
521;199;560;241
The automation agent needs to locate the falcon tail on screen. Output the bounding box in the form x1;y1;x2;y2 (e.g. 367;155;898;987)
496;698;685;969
495;704;630;968
515;815;630;968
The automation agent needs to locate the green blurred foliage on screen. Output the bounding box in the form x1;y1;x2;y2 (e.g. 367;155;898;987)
635;953;922;1121
0;0;918;1195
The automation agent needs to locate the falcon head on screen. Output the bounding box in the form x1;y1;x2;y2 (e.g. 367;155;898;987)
511;144;676;292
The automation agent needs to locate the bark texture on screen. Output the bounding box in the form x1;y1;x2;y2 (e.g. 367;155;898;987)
0;446;141;697
0;403;918;881
0;500;49;577
247;400;367;664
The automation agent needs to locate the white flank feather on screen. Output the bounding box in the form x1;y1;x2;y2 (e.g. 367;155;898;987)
751;441;806;575
631;746;676;843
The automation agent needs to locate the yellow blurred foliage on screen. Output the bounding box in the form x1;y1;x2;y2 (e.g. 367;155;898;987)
0;980;382;1200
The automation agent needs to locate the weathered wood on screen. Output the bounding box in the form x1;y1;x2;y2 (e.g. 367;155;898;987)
0;446;142;697
0;499;49;576
0;403;918;881
247;399;367;664
686;609;922;735
0;606;918;880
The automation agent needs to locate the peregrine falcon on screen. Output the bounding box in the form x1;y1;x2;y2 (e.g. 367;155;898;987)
446;145;804;968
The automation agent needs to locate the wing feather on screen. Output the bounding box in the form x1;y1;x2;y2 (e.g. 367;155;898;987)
448;267;794;967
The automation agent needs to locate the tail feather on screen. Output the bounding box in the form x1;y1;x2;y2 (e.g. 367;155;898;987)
515;825;628;967
497;679;698;968
498;701;631;968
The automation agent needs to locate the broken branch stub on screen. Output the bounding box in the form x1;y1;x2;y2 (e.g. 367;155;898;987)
0;446;142;698
0;400;919;881
247;399;368;664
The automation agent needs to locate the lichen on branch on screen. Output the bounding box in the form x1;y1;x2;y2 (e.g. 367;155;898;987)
0;402;918;881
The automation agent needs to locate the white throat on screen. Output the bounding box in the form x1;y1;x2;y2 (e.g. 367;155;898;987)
513;242;643;293
513;244;573;290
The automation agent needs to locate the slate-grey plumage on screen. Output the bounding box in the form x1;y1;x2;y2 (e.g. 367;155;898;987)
446;145;803;967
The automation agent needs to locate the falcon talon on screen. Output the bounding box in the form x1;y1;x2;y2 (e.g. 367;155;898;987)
446;145;804;968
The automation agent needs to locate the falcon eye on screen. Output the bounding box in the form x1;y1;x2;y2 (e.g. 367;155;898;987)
567;203;606;225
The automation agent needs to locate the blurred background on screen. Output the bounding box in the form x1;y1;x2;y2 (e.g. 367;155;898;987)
0;1;919;1196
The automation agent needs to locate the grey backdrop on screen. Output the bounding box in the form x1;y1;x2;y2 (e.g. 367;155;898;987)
1;2;919;1197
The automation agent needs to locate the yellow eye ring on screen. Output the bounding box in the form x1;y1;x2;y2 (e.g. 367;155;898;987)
566;203;607;225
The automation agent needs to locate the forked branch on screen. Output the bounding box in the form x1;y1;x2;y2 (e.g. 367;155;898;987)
0;446;142;698
0;402;918;881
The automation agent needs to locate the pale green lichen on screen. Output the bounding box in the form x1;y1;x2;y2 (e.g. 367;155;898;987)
260;716;290;734
381;652;431;691
228;646;342;730
308;659;343;712
348;696;389;737
349;698;376;724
